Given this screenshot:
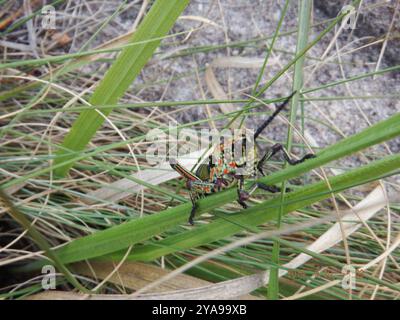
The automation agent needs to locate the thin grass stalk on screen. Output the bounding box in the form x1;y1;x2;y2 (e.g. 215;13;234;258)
269;0;313;299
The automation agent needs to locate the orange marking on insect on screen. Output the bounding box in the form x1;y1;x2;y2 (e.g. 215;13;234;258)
223;168;229;174
210;167;215;180
229;162;236;168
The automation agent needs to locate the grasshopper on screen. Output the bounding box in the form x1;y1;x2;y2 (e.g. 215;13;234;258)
170;92;316;225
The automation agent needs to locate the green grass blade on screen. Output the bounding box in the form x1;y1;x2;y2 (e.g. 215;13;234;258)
252;0;290;95
269;0;313;300
53;0;190;177
303;65;400;94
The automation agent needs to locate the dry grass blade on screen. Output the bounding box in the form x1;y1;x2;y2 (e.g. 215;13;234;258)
179;15;222;29
360;233;400;272
73;261;211;292
27;262;259;300
284;186;387;271
205;56;280;127
85;149;206;203
211;56;276;69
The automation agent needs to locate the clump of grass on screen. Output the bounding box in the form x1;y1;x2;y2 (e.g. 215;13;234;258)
0;0;399;300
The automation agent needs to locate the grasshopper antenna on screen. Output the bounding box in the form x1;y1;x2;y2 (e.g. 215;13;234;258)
254;91;297;141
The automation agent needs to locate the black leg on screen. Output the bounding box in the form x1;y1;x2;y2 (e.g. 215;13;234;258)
237;196;248;209
188;189;198;225
270;143;316;165
256;182;291;193
256;148;274;176
257;143;316;176
254;91;296;141
255;143;315;194
236;176;249;209
189;203;196;225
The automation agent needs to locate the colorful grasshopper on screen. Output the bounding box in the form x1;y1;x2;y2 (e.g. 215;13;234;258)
170;92;316;225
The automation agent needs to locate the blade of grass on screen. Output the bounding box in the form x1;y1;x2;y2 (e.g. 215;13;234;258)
269;0;312;300
5;96;295;117
53;0;190;177
249;0;290;104
71;261;258;300
302;64;400;94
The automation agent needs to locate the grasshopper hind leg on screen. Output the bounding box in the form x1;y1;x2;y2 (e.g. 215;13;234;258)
188;189;198;225
255;144;316;194
189;203;197;225
236;176;250;209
